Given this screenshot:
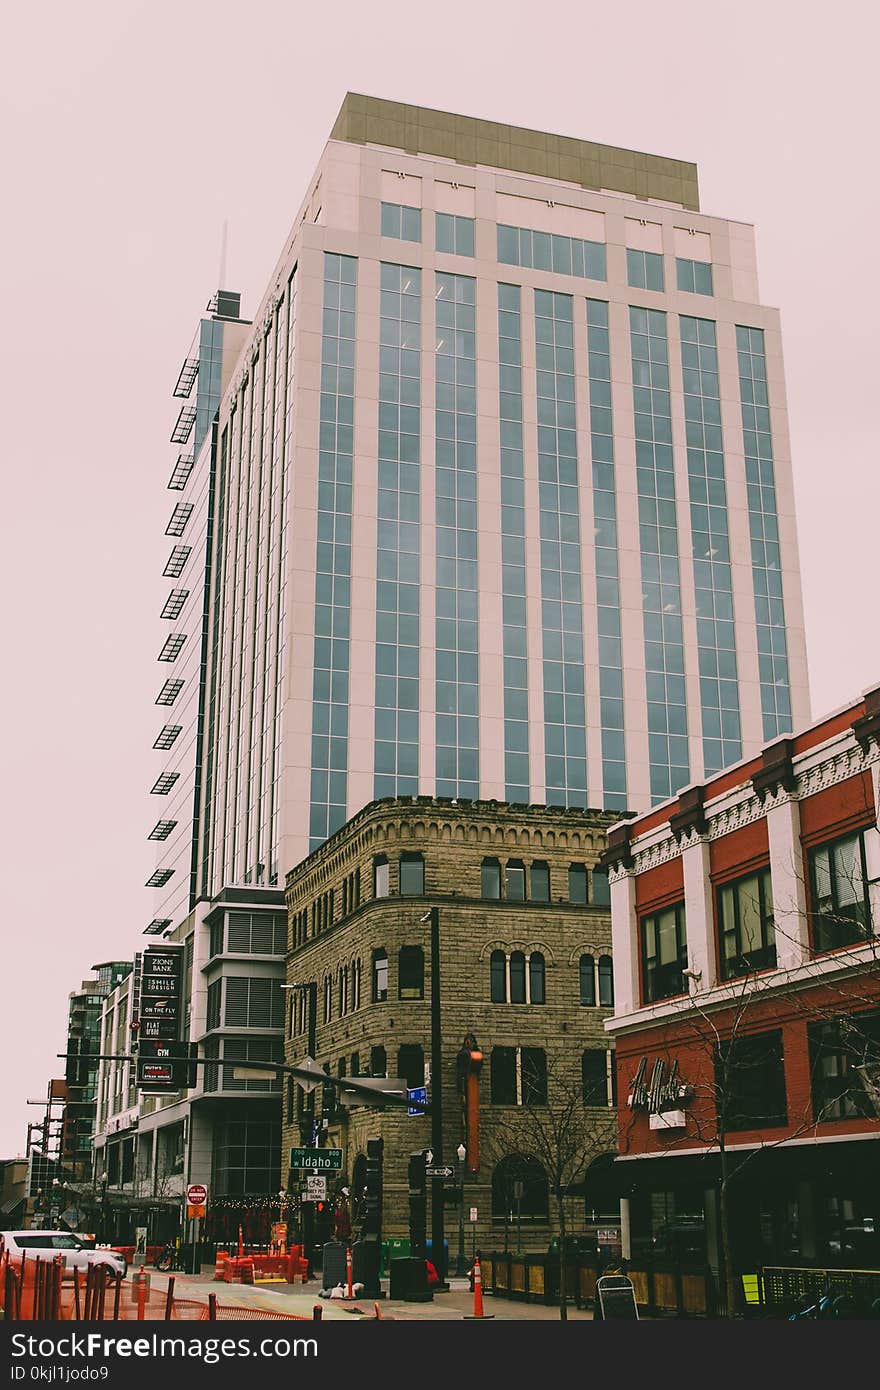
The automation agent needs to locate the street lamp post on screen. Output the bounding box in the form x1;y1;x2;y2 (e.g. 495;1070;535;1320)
99;1170;109;1242
282;981;318;1266
455;1142;467;1276
421;906;447;1284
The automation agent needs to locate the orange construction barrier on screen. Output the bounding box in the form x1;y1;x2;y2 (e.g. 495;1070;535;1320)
213;1252;232;1281
239;1258;255;1286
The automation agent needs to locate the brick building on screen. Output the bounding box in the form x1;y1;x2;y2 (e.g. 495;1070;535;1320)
602;686;880;1278
283;796;620;1255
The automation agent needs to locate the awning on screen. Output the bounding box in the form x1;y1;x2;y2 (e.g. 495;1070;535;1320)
608;1136;880;1195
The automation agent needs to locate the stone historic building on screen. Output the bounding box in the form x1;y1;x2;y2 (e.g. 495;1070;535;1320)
283;796;620;1256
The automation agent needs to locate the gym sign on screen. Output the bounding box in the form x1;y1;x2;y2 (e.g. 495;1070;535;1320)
627;1056;693;1129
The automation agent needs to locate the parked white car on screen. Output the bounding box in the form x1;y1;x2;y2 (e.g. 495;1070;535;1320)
0;1231;127;1278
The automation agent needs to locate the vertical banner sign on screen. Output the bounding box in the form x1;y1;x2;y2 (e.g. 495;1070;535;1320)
137;946;184;1092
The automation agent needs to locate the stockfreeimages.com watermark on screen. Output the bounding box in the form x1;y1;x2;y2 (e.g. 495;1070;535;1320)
10;1332;318;1372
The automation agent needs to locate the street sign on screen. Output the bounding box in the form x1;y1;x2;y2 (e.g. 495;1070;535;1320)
187;1204;205;1220
469;1208;478;1223
137;947;184;1093
289;1146;342;1171
232;1067;278;1081
336;1075;408;1107
425;1165;455;1179
302;1175;327;1202
186;1184;208;1206
407;1086;428;1116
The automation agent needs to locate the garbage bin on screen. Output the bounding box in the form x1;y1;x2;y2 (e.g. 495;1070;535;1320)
389;1256;433;1302
381;1237;411;1275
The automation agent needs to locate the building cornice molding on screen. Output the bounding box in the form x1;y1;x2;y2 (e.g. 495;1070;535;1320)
610;734;880;883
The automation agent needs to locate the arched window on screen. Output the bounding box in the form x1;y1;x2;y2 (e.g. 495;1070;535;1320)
481;858;502;899
579;954;596;1006
373;855;389;898
531;861;550;902
352;958;361;1011
323;975;332;1022
598;955;614;1007
399;853;425;896
398;945;424;999
506;860;526;901
528;952;545;1005
491;1155;549;1226
490;950;506;1003
569;864;588;904
509;951;526;1004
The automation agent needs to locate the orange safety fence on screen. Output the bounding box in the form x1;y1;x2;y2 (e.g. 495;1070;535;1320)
207;1295;323;1321
0;1252;322;1323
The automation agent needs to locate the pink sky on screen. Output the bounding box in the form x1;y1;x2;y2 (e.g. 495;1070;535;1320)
2;0;878;1159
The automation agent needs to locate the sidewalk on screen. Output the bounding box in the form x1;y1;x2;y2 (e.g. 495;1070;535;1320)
149;1267;596;1321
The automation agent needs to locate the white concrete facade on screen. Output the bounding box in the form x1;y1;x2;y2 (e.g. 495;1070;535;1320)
193;98;810;900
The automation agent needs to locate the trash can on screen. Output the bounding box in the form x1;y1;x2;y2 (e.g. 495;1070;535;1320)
389;1256;433;1302
381;1237;411;1275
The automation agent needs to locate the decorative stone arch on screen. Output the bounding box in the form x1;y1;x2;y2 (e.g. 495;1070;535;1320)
567;941;604;967
479;938;512;962
524;940;555;965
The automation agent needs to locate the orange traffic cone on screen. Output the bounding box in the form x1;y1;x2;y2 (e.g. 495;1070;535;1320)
465;1256;494;1319
237;1226;244;1259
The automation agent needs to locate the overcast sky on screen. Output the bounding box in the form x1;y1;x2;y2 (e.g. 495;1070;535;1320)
2;0;877;1160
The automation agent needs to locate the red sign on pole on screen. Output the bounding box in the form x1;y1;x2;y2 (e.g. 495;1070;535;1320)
186;1183;208;1207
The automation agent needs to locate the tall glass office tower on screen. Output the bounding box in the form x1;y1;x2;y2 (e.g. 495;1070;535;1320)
148;94;810;925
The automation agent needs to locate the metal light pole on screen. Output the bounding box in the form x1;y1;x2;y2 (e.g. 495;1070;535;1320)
456;1142;467;1275
421;906;446;1283
283;982;318;1266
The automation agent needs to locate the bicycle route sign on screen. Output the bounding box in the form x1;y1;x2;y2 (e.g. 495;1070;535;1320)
289;1146;343;1171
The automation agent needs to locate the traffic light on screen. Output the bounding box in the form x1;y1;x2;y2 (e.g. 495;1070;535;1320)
408;1150;428;1260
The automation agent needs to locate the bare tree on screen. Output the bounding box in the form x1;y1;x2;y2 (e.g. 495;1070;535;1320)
486;1055;616;1320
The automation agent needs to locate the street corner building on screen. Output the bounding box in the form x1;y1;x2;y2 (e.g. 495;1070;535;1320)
601;684;880;1300
80;94;816;1252
282;795;621;1255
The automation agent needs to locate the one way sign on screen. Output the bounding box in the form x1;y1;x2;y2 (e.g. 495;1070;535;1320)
425;1165;455;1179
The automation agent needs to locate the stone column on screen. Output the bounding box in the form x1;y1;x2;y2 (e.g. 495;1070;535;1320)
681;835;715;990
766;796;810;969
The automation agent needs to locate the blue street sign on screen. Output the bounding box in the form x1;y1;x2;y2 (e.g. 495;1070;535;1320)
407;1086;428;1116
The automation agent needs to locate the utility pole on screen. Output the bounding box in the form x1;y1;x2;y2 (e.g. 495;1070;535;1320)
425;905;446;1283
